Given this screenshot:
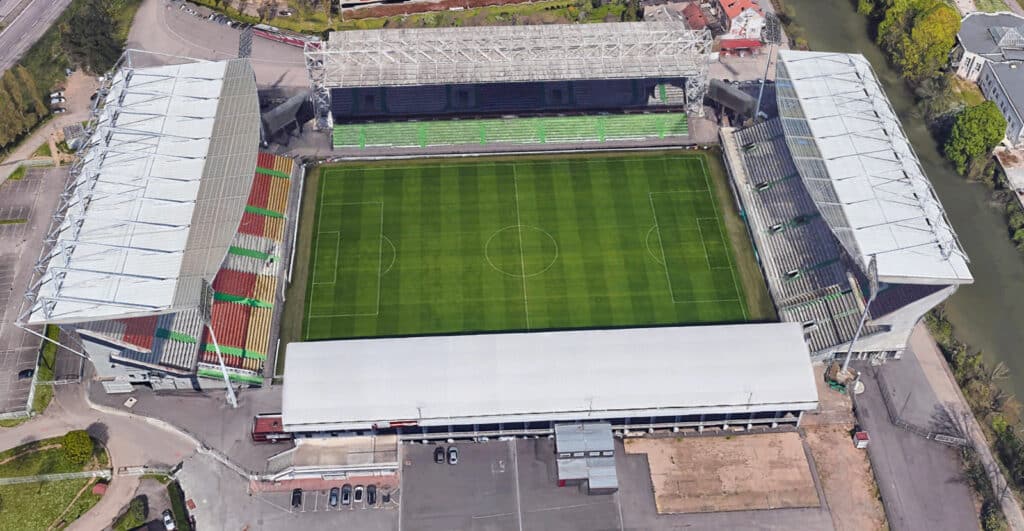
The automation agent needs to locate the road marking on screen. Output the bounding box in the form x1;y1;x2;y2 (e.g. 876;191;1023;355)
510;439;524;531
615;491;625;531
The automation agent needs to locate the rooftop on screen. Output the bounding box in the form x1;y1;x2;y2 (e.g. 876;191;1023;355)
281;323;818;433
314;22;711;88
24;59;260;325
958;12;1024;60
776;50;972;285
719;0;763;19
985;62;1024;121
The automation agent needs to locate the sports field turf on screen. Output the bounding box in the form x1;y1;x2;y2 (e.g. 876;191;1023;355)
304;153;752;340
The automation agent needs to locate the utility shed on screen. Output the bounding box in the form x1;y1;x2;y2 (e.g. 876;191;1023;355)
555;423;618;495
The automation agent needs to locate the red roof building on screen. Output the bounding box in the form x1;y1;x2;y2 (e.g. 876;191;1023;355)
682;2;708;30
718;0;763;19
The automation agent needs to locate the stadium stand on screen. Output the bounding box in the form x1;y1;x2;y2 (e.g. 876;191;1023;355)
76;153;298;384
333;113;690;149
725;119;873;353
330;79;689;122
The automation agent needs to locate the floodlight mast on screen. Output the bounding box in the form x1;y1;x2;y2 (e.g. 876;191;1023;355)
205;322;238;409
841;255;878;374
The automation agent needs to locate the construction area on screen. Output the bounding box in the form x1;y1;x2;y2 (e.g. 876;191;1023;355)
624;432;819;514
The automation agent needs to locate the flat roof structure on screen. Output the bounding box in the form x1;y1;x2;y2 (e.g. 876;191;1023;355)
313;22;711;89
958;12;1024;61
24;59;260;325
776;51;972;285
281;323;818;433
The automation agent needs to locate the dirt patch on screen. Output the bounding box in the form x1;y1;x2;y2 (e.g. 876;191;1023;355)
624;432;819;514
805;425;886;531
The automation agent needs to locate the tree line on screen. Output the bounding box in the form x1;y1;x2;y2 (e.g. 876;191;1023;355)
0;0;131;155
859;0;1007;177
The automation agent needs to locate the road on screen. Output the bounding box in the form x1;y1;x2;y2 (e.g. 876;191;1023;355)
0;0;71;72
127;0;306;88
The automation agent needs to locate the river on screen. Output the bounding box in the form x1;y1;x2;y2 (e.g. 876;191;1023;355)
784;0;1024;397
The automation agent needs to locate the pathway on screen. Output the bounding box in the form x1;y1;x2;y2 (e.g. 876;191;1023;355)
909;323;1024;530
0;383;195;530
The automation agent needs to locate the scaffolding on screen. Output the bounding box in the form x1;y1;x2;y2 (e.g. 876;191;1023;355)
304;22;712;129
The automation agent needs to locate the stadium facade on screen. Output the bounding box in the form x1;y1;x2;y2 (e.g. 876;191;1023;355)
720;50;973;360
19;53;302;390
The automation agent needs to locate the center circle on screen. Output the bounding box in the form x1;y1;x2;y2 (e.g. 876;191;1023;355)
484;225;559;278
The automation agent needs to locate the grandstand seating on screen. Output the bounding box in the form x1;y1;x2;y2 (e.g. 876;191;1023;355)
334;113;690;149
331;79;688;122
89;152;296;383
729;119;872;353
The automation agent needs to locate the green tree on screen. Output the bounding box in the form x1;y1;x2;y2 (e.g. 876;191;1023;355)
61;0;121;74
877;0;959;81
944;101;1007;174
62;430;94;466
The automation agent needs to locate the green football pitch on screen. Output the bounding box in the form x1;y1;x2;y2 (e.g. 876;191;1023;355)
303;153;753;340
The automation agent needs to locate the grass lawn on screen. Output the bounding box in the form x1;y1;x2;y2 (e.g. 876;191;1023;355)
32;142;51;158
974;0;1008;11
299;152;770;341
6;165;26;181
0;479;94;530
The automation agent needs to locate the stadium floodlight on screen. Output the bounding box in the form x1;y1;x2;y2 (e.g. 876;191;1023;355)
205;322;238;409
841;255;877;374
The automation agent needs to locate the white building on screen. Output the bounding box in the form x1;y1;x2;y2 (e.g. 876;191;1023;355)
281;323;819;439
953;12;1024;82
979;62;1024;147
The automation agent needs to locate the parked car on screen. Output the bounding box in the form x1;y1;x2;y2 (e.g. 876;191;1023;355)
291;488;303;508
382;491;391;504
353;485;364;503
17;369;33;379
50;97;65;104
341;484;352;506
162;509;176;530
49;91;63;99
328;487;339;507
448;446;458;465
52;108;66;114
367;484;377;506
433;446;445;464
279;9;293;16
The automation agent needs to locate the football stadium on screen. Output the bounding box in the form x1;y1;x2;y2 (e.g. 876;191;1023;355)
12;24;971;447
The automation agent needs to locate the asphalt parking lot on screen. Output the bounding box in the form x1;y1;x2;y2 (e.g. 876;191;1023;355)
401;438;621;531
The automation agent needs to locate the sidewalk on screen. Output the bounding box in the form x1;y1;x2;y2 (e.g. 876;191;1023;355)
909;323;1024;530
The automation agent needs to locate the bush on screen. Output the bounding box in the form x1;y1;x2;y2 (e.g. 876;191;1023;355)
167;481;192;531
61;430;93;466
113;495;148;531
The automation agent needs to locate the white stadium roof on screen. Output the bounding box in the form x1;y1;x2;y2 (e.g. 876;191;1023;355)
776;51;972;285
24;59;260;325
282;323;818;433
315;22;711;88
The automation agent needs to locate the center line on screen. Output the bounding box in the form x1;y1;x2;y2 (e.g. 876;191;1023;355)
512;167;530;330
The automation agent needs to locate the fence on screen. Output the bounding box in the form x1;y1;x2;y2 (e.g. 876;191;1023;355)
0;469;112;485
873;368;969;448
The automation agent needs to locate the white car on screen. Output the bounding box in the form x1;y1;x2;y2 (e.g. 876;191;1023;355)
162;510;176;530
50;97;65;104
49;91;63;99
